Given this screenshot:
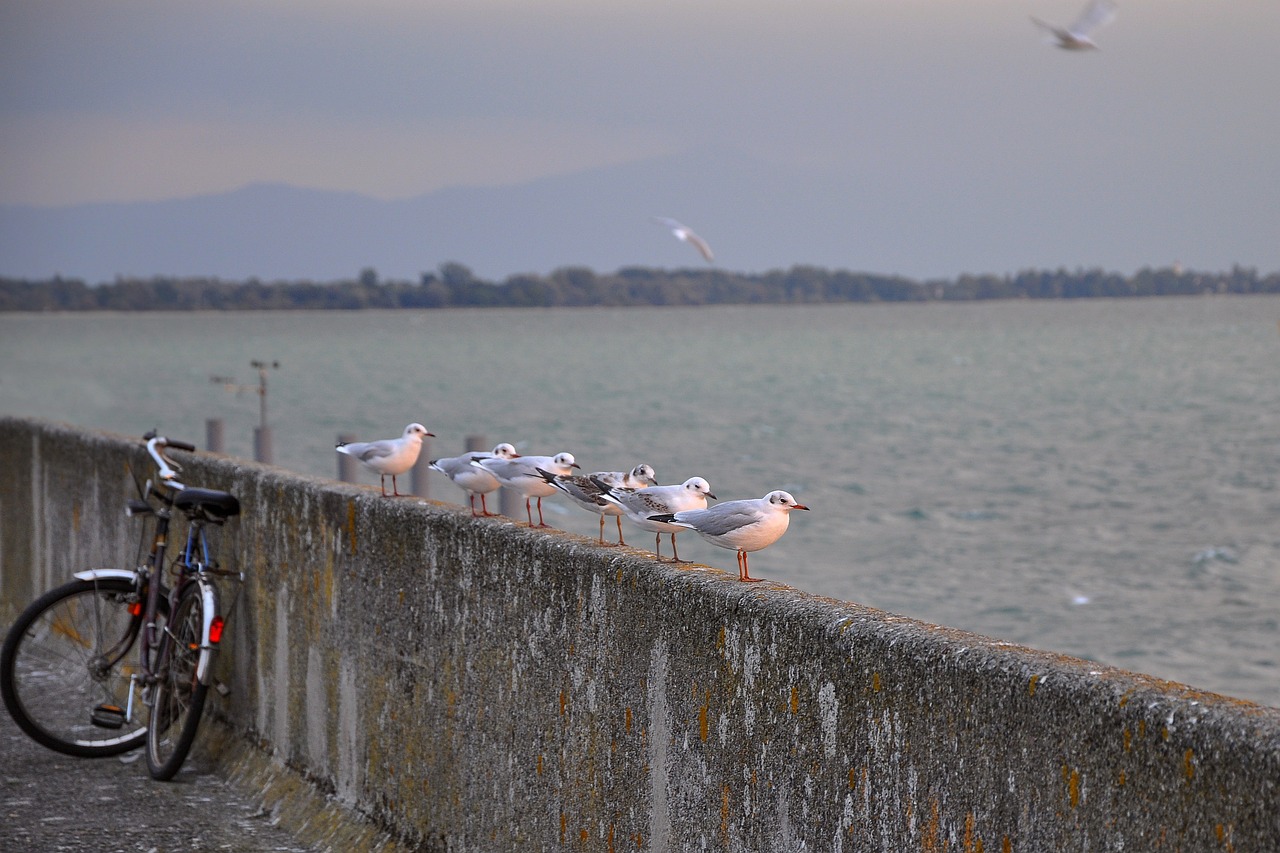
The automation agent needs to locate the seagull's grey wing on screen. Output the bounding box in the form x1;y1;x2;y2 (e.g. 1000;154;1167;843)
1030;16;1068;40
685;230;714;263
346;440;395;461
651;216;685;231
1072;0;1116;36
681;504;762;537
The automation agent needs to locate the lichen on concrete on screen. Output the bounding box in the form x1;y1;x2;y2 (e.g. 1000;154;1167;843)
3;416;1279;851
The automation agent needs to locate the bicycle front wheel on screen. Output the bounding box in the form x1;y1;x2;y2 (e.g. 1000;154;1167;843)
1;577;151;757
146;582;212;780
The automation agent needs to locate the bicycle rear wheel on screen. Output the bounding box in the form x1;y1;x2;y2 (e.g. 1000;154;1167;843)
145;582;212;780
1;577;152;757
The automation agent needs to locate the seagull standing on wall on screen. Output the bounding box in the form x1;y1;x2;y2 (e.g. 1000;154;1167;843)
335;423;434;497
430;442;520;516
1032;0;1117;50
532;463;659;545
595;476;716;563
652;217;715;263
474;451;579;528
649;490;810;582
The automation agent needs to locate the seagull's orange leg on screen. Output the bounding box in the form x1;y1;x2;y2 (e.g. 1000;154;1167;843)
739;550;762;583
670;534;685;563
615;516;626;546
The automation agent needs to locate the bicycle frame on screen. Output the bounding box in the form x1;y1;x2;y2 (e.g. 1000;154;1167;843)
92;437;232;716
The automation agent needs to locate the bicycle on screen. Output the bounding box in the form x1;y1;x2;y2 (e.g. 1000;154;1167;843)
1;433;242;780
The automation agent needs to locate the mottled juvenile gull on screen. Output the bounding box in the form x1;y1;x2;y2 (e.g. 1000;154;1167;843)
534;463;658;545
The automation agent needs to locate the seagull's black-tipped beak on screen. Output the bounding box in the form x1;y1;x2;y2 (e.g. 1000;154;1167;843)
793;504;810;511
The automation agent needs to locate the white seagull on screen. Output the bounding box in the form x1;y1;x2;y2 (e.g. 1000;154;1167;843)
652;216;715;263
1032;0;1117;51
533;464;659;545
430;442;520;516
474;451;579;528
596;476;716;562
649;490;810;582
335;423;434;497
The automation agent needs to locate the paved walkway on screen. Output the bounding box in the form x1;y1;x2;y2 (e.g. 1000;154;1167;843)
0;709;317;853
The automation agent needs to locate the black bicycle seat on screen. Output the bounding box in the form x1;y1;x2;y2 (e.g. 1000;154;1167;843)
174;488;241;523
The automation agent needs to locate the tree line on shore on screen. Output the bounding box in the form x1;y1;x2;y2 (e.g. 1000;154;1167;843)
2;262;1277;312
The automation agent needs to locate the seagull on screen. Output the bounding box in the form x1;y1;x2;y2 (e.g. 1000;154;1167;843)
1032;0;1117;50
533;464;659;545
652;216;715;263
649;490;810;582
596;476;716;562
430;442;520;516
474;451;579;528
335;423;434;497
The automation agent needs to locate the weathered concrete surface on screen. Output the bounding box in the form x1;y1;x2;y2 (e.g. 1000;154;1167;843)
3;416;1279;851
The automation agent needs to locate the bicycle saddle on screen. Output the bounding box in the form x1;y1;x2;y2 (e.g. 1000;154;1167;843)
174;488;241;523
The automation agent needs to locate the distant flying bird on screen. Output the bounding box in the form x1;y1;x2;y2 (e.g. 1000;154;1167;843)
1032;0;1117;50
336;423;434;497
652;217;715;263
649;490;810;582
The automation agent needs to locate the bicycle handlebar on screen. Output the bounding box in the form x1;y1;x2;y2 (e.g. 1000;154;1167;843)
145;435;193;485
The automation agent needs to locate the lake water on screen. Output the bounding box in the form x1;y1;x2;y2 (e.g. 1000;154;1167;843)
2;296;1278;707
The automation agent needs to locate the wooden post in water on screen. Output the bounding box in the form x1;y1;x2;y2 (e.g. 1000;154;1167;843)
337;433;359;483
411;435;432;498
206;418;225;454
254;427;273;465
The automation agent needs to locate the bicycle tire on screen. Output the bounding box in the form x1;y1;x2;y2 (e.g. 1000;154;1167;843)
1;577;154;757
145;582;212;780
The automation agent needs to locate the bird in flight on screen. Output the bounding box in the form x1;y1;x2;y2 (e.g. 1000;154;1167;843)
652;217;715;263
1032;0;1117;50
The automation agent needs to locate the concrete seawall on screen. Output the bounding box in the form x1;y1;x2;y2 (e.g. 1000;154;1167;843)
2;416;1277;850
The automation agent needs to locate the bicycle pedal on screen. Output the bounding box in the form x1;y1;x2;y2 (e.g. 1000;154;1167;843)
91;703;127;729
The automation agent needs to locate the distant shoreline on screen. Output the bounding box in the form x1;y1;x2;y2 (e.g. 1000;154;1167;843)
3;263;1277;312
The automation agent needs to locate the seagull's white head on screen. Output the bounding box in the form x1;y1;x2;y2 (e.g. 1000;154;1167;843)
629;464;658;486
765;491;810;512
683;477;716;500
491;442;519;459
405;423;435;439
551;452;580;471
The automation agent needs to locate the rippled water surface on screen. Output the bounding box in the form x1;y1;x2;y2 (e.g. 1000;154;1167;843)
3;296;1278;706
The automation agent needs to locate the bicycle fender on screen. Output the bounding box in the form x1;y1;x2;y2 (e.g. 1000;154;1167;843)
73;568;141;583
195;579;221;685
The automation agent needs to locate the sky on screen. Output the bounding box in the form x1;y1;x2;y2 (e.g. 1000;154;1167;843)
2;0;1278;279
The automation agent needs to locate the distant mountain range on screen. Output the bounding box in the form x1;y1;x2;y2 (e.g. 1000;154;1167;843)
1;148;899;284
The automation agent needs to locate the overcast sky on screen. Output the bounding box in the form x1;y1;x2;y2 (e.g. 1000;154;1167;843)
2;0;1278;278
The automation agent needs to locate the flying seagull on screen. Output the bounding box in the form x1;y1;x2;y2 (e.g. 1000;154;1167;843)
1032;0;1117;50
652;217;715;263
